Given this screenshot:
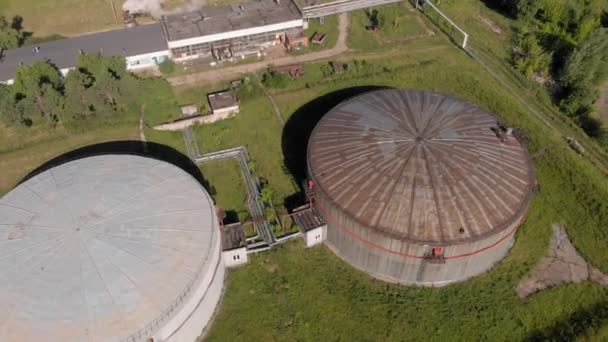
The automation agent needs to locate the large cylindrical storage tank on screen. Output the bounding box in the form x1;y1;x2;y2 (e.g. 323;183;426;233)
0;154;224;341
307;89;534;286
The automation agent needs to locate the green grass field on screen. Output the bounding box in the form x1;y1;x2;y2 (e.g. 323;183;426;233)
191;84;299;205
199;159;249;223
203;10;608;340
302;15;340;53
348;3;432;51
0;0;127;36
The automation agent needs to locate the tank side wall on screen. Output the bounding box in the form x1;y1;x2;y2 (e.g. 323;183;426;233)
155;222;225;341
166;254;225;342
318;188;522;285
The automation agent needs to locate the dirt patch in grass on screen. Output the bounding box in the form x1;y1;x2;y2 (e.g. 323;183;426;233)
478;13;504;37
596;82;608;124
517;224;608;298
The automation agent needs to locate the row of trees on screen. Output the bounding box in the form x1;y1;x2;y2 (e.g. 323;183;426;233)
489;0;608;143
0;54;141;130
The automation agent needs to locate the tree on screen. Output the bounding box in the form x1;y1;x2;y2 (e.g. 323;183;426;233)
13;62;64;124
0;84;29;126
77;53;128;80
559;28;608;116
512;26;552;78
0;16;22;50
62;69;96;125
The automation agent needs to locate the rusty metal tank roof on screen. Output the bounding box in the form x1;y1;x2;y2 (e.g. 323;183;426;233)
307;89;534;244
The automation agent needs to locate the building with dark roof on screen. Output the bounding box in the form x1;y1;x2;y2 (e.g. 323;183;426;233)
208;90;239;115
292;205;327;247
221;222;249;267
0;23;169;84
307;89;535;286
0;0;306;83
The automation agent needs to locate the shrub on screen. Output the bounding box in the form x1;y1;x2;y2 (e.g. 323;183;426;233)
262;72;289;89
158;59;177;75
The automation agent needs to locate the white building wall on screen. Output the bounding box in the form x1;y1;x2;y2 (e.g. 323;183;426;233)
223;247;248;267
167;19;304;48
212;105;239;116
2;50;168;85
305;225;327;247
126;50;170;70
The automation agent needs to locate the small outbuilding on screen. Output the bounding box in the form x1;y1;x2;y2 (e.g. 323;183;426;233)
285;29;309;49
208;90;239;116
292;205;327;247
221;222;248;267
310;32;326;44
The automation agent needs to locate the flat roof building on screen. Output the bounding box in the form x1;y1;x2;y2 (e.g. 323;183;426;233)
161;0;304;61
0;24;169;84
0;0;306;82
208;90;239;115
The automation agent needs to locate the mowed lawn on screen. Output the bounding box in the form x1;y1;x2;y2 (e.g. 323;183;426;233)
0;0;126;36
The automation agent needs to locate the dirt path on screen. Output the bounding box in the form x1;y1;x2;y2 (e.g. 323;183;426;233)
139;104;149;153
596;82;608;123
168;13;349;88
139;105;147;143
261;83;286;125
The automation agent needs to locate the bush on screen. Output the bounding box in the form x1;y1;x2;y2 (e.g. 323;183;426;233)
262;72;289;89
158;58;177;75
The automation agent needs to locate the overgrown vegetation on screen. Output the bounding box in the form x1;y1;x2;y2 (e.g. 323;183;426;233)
158;58;177;75
262;71;290;89
485;0;608;146
0;53;177;131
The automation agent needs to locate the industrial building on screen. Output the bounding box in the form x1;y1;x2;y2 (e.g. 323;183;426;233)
208;89;240;115
0;0;304;83
307;89;535;286
0;155;224;341
160;0;304;61
0;23;169;84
